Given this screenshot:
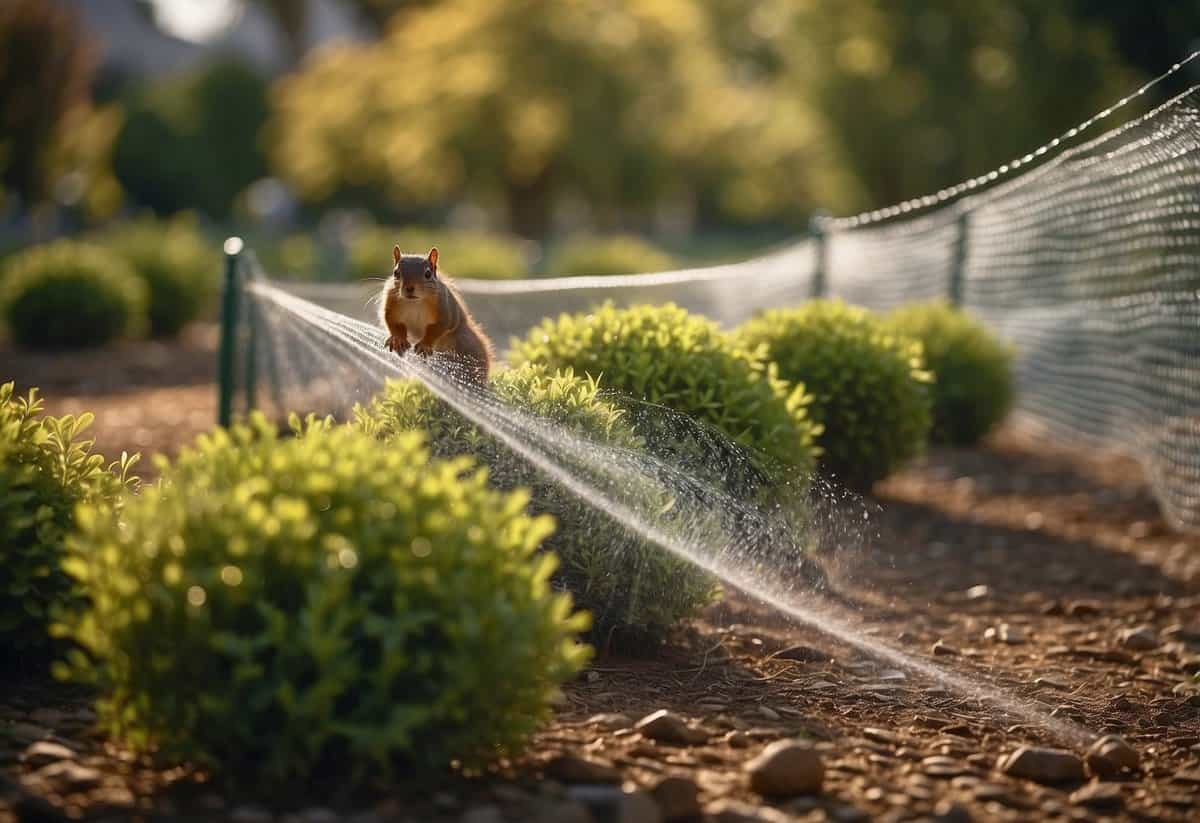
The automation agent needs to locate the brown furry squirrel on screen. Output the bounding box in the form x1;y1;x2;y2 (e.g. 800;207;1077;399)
380;246;494;381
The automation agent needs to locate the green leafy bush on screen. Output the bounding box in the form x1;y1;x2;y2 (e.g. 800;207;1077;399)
355;364;718;641
546;234;677;277
885;302;1014;445
736;300;931;491
510;302;820;478
1;240;147;348
351;226;531;281
57;417;589;784
0;383;137;663
98;215;215;337
112;59;268;218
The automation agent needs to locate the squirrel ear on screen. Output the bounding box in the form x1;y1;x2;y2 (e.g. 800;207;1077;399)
392;245;402;264
428;247;439;268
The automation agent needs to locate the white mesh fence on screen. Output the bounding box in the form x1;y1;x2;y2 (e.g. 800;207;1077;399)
261;65;1200;532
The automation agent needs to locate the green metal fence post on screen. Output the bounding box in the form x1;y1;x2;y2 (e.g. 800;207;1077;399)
217;237;244;427
949;209;970;306
809;210;830;299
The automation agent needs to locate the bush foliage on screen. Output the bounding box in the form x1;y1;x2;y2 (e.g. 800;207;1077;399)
885;302;1014;445
98;215;214;337
546;235;677;277
355;364;718;640
57;417;589;784
1;240;147;348
0;383;136;663
510;302;820;478
351;226;532;281
737;300;931;491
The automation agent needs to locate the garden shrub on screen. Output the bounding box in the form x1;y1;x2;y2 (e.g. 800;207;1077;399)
57;417;589;785
351;226;531;281
0;383;137;664
546;234;677;277
355;364;719;642
509;302;820;480
0;240;147;348
885;301;1014;445
736;300;932;491
98;215;215;337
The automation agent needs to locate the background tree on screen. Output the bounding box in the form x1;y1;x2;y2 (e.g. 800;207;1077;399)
0;0;93;210
268;0;845;237
770;0;1140;209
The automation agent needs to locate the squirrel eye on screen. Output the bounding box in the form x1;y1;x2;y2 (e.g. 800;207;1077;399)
424;268;433;279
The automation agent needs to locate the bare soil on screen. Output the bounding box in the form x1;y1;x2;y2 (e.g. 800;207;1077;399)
3;331;1200;823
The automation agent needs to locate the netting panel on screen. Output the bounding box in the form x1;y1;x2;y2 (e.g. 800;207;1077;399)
268;80;1200;532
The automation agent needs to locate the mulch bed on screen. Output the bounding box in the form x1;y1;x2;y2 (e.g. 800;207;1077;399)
3;332;1199;823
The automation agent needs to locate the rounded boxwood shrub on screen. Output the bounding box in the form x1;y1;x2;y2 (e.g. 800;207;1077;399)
98;215;215;337
351;225;531;281
509;302;820;479
0;383;137;664
57;417;589;784
355;364;718;642
736;300;932;491
546;234;677;277
885;301;1014;445
0;240;147;349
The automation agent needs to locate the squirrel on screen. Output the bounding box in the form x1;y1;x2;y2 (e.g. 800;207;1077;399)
380;245;494;381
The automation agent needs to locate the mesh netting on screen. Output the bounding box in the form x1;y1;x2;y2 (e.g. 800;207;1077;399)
258;67;1200;532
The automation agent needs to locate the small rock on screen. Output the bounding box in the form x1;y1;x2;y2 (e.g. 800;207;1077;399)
545;753;621;784
862;727;900;745
35;760;102;789
650;775;700;821
1118;626;1159;651
999;746;1085;784
932;641;960;656
932;800;973;823
704;799;792;823
984;624;1025;644
1085;735;1139;779
1067;601;1100;617
635;710;708;746
745;739;824;797
921;756;968;778
757;706;779;721
230;806;275;823
724;730;751;749
965;585;990;601
1070;782;1123;809
588;713;634;731
20;740;75;768
461;805;505;823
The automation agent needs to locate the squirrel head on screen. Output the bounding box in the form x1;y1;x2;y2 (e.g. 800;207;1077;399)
392;246;439;300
